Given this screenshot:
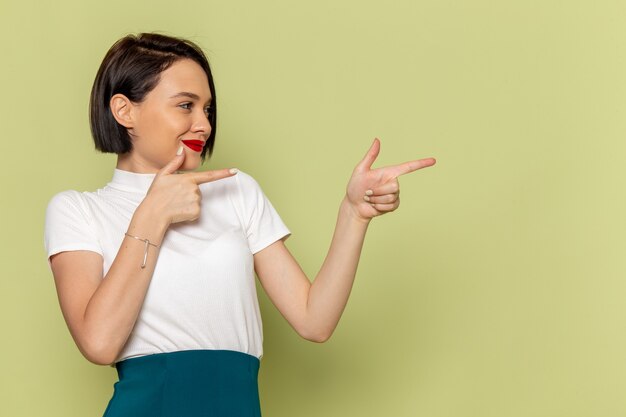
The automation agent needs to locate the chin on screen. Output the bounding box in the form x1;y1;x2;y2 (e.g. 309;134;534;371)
180;158;202;171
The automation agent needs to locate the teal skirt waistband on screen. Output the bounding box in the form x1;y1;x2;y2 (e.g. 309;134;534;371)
102;349;261;417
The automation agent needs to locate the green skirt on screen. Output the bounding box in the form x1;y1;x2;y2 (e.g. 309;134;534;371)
102;349;261;417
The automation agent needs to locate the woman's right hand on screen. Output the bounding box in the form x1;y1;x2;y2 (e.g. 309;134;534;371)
143;146;237;225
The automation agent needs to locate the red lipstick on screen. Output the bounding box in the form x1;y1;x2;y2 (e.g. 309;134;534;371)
181;140;204;153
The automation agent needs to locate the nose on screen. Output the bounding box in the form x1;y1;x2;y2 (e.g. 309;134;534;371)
191;108;212;138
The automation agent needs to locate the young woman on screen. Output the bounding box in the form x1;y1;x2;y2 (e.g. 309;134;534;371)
44;33;436;416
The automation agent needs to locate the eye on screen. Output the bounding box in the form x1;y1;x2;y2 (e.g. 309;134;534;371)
179;102;192;110
204;106;214;118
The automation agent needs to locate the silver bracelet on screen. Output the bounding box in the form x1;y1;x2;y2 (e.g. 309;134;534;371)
124;233;160;269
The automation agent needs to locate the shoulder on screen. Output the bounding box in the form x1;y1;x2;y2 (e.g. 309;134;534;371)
46;190;84;211
45;190;95;222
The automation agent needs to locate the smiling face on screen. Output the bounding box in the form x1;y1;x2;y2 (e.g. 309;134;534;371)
115;58;213;173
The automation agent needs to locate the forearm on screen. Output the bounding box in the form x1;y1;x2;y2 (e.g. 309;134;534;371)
257;140;433;343
305;196;370;341
82;203;169;364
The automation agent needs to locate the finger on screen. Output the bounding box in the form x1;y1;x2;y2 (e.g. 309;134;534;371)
187;168;239;185
159;146;186;176
382;157;436;178
365;179;399;196
364;194;397;204
355;138;381;172
370;199;400;212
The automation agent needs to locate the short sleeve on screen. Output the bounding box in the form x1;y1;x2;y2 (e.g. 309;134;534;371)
234;171;291;254
44;190;103;267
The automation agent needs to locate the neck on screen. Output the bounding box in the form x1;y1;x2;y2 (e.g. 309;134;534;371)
116;153;160;174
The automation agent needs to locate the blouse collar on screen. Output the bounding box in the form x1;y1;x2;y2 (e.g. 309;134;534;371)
107;168;156;194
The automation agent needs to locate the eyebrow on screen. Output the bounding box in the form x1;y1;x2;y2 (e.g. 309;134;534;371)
169;91;212;105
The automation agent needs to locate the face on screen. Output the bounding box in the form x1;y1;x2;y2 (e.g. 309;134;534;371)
121;59;213;172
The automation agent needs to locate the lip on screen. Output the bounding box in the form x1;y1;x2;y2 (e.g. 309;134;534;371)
181;140;205;153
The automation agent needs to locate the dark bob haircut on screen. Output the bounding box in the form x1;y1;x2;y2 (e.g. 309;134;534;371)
89;33;217;161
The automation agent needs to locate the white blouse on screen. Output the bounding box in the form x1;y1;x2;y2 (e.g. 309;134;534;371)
44;169;291;362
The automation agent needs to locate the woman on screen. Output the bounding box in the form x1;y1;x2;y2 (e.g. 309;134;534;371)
44;33;435;416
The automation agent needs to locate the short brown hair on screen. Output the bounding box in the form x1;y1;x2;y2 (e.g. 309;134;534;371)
89;33;217;161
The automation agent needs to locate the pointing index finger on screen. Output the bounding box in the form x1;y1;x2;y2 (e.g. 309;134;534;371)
187;168;239;185
384;157;437;178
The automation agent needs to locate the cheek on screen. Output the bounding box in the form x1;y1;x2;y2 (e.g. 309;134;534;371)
144;109;187;134
171;120;193;139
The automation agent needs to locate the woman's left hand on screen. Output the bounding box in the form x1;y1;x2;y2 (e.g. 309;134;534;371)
345;138;436;222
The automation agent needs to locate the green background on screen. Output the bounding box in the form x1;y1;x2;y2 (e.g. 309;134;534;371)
2;0;625;416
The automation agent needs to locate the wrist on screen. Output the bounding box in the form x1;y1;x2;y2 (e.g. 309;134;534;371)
340;196;371;226
129;201;170;245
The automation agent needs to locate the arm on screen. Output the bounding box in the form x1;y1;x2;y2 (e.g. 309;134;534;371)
254;196;369;342
50;151;235;365
51;205;169;365
254;138;436;342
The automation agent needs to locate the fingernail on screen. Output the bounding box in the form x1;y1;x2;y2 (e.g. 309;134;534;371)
229;168;239;174
363;196;370;202
365;190;373;196
176;145;183;155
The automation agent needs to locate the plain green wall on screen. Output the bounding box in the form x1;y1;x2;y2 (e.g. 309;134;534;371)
2;0;626;416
